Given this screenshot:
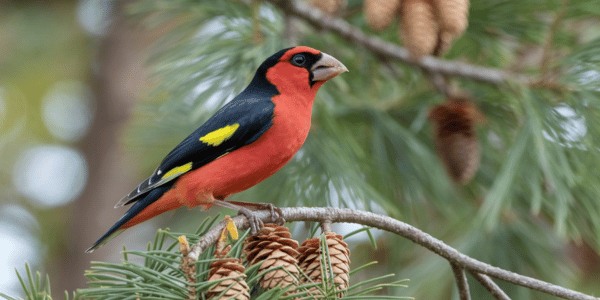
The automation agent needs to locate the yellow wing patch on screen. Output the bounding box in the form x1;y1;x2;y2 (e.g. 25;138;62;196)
161;162;193;180
199;123;240;146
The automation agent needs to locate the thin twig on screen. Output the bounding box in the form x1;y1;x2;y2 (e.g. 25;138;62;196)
320;220;332;233
425;70;453;97
266;0;535;86
187;207;598;300
451;263;471;300
471;271;511;300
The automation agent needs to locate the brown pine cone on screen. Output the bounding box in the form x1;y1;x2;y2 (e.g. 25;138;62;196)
429;97;484;184
310;0;347;16
297;232;351;297
244;224;300;291
431;0;469;38
206;245;251;300
400;0;440;58
431;0;469;54
434;30;454;56
364;0;402;31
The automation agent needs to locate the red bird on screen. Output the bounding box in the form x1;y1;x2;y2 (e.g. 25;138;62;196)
87;46;348;252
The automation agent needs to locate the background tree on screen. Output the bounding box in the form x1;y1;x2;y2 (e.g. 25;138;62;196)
2;0;600;299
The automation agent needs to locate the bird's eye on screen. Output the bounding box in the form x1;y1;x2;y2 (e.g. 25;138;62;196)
291;54;306;66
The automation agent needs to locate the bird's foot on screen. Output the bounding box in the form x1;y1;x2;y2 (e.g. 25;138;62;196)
227;200;285;225
236;207;264;234
264;203;285;225
213;199;285;234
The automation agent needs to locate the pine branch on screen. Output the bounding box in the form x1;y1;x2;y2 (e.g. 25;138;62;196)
470;272;511;300
451;263;471;300
265;0;535;86
188;207;598;300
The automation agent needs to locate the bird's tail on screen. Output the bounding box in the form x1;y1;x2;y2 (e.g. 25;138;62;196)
86;185;172;253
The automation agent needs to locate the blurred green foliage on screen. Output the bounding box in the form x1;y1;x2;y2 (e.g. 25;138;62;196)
0;1;91;295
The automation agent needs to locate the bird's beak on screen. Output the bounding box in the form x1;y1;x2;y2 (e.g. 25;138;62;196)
311;52;348;82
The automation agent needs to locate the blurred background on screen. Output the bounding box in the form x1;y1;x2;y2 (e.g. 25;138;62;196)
1;0;600;299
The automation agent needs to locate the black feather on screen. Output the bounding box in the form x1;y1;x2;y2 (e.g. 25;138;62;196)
86;184;173;252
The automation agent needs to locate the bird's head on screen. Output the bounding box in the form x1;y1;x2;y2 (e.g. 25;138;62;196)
251;46;348;98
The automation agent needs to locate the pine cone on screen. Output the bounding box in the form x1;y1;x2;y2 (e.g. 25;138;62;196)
400;0;440;58
297;232;351;297
206;245;251;300
434;30;454;56
364;0;402;31
310;0;347;16
244;224;300;291
428;97;483;184
431;0;469;38
431;0;469;54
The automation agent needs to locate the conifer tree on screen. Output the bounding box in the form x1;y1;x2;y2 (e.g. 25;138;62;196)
6;0;600;299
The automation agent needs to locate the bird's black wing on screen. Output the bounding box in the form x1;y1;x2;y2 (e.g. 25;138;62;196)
115;96;274;207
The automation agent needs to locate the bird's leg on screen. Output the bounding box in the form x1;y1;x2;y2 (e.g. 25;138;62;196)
226;200;285;225
212;199;263;234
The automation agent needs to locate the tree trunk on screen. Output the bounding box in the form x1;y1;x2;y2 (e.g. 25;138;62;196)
48;4;156;293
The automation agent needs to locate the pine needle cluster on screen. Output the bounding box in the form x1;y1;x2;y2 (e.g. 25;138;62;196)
71;216;404;299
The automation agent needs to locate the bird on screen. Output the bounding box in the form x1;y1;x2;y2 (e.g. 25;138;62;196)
86;46;348;252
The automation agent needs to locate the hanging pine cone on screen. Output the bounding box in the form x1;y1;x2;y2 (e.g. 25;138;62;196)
206;244;251;300
431;0;469;39
310;0;347;16
400;0;440;58
434;31;454;56
431;0;469;55
297;232;351;297
364;0;402;31
244;224;300;291
428;97;484;184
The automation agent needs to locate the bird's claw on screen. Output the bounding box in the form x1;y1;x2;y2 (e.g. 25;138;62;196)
237;207;264;234
265;203;285;225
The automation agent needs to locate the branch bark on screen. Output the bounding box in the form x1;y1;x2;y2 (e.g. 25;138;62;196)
265;0;535;86
188;207;598;300
451;263;471;300
471;272;511;300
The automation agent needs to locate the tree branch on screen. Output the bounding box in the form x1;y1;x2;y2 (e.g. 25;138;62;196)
187;207;598;300
451;263;471;300
471;272;511;300
265;0;535;86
